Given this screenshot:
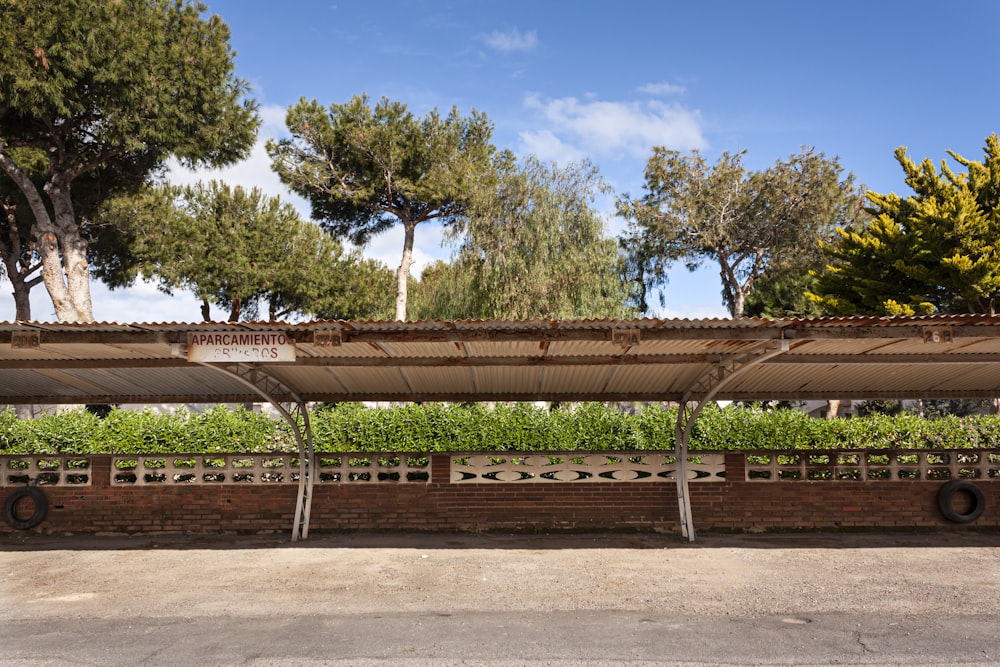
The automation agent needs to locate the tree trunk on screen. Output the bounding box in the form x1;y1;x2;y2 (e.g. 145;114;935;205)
395;222;416;321
47;180;93;322
731;289;746;319
10;278;32;321
1;203;38;320
717;254;748;318
58;229;93;321
3;253;40;321
201;299;212;322
35;227;83;322
0;149;94;323
826;399;841;419
0;152;78;321
229;296;241;322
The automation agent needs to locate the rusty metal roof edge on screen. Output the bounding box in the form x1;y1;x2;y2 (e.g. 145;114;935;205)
3;313;1000;334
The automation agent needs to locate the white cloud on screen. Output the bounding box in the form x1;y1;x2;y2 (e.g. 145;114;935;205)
517;129;587;165
5;274;224;324
90;280;221;324
637;81;686;96
482;28;538;53
259;103;291;132
522;93;707;160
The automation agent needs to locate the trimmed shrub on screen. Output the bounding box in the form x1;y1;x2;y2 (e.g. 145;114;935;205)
3;403;1000;455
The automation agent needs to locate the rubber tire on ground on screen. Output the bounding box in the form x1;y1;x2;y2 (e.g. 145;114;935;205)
3;486;48;530
938;480;986;524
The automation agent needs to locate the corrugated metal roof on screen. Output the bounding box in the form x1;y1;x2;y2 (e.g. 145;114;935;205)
3;315;1000;404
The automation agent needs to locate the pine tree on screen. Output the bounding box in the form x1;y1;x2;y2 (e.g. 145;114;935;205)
267;95;497;321
0;0;258;321
809;134;1000;315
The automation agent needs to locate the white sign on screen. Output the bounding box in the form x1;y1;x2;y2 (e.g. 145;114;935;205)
187;332;296;363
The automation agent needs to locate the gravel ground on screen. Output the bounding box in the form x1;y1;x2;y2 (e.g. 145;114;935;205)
3;530;1000;621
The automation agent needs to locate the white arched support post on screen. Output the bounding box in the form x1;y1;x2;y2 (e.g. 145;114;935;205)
674;339;789;542
196;362;316;541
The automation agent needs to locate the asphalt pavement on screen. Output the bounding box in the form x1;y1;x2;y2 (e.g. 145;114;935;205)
3;530;999;666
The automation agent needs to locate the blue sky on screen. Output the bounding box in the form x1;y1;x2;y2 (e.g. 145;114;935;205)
10;0;1000;322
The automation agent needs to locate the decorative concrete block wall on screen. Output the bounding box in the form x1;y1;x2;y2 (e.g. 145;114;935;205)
2;451;997;536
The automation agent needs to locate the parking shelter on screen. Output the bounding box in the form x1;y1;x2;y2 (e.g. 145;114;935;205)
3;315;1000;540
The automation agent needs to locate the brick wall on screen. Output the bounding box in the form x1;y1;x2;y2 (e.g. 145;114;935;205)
4;453;999;536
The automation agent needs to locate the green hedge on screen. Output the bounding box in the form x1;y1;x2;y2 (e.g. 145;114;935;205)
2;403;1000;455
0;405;285;455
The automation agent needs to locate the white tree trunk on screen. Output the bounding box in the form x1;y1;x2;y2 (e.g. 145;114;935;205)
48;182;93;322
731;289;746;319
0;149;93;322
395;223;416;321
35;227;83;321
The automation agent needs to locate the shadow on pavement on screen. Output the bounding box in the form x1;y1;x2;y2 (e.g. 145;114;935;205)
2;528;999;552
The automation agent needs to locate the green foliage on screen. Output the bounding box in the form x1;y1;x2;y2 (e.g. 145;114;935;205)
906;398;993;419
4;403;1000;455
0;406;287;455
413;157;636;319
0;0;258;167
0;408;103;454
619;147;864;316
742;263;827;318
855;400;903;418
312;403;459;452
407;260;476;320
810;134;1000;315
313;403;581;452
688;404;823;450
635;404;677;449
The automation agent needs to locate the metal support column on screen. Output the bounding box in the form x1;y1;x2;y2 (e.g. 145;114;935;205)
674;340;788;542
196;362;316;541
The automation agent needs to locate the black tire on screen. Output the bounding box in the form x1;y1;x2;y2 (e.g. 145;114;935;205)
3;486;48;530
938;480;985;524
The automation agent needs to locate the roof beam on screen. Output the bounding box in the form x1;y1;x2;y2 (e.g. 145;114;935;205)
766;353;1000;365
784;325;1000;339
10;319;1000;345
7;387;1000;406
8;351;1000;371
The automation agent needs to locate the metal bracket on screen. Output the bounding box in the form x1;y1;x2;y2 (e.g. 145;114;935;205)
674;340;788;542
195;362;316;541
